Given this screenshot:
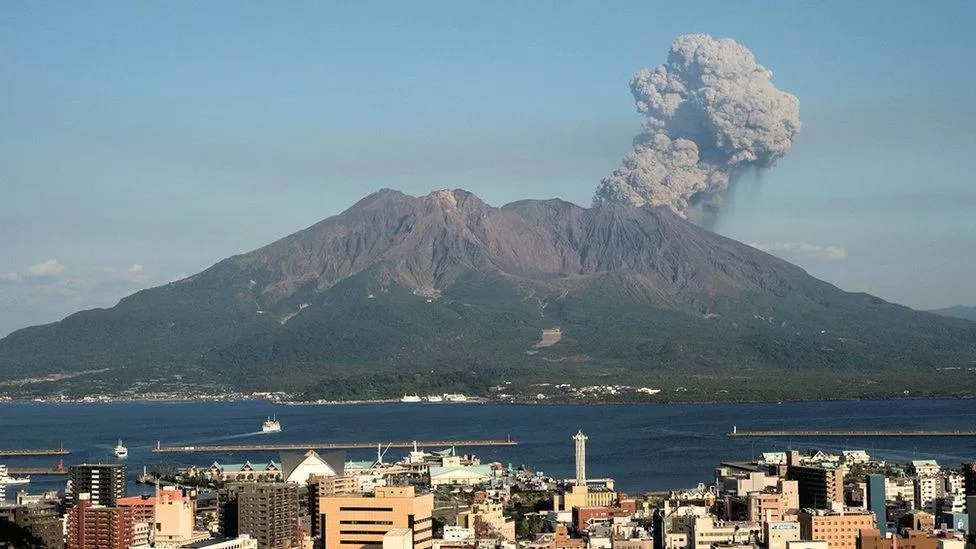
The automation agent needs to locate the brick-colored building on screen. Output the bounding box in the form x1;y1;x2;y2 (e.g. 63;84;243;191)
318;486;433;549
67;498;134;549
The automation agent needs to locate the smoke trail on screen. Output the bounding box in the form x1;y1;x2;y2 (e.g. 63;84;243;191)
594;34;801;224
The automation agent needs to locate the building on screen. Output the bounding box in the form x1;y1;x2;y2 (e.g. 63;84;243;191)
866;475;887;536
962;463;976;498
0;491;65;549
318;486;434;549
915;477;944;515
456;499;516;541
186;535;259;549
428;465;493;487
67;496;135;549
70;464;127;507
155;487;209;548
674;515;759;549
308;474;359;537
220;483;299;549
764;521;801;549
206;461;282;483
382;528;413;549
910;461;941;478
280;451;345;484
798;509;875;549
786;453;845;511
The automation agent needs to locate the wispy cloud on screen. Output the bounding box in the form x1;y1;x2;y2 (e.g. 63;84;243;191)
750;242;847;261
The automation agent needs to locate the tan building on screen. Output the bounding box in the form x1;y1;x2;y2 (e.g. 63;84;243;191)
554;485;618;512
319;486;433;549
456;500;516;541
764;521;801;549
798;509;874;549
154;488;209;548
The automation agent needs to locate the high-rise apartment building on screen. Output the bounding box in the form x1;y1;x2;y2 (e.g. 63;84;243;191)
66;496;135;549
70;464;127;507
799;509;875;549
318;486;434;549
219;482;300;549
786;453;845;511
866;475;887;536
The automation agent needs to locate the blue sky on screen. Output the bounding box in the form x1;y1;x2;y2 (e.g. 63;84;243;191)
1;1;975;336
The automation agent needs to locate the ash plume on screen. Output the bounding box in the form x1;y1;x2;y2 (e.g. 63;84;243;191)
594;34;801;224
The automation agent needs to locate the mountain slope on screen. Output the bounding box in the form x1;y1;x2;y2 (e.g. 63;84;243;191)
2;189;975;400
929;306;976;322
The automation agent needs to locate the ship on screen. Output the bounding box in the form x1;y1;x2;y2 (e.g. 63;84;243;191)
0;464;30;486
400;394;422;403
425;395;443;402
114;440;128;459
262;416;282;433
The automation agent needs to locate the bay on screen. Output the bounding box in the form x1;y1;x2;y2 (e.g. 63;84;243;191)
2;399;976;501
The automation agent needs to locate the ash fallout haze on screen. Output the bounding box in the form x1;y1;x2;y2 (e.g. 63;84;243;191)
1;1;975;339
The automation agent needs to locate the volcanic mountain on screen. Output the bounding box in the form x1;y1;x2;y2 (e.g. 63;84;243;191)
2;189;975;401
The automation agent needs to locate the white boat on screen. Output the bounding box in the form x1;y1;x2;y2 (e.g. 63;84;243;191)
262;416;282;433
0;464;30;485
114;440;128;459
425;395;443;402
400;394;422;403
443;393;468;402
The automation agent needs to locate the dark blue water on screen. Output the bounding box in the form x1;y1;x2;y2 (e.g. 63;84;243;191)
2;400;975;500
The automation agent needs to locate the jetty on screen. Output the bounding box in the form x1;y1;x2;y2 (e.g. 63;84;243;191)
0;446;69;456
6;466;68;475
153;438;517;453
729;426;976;438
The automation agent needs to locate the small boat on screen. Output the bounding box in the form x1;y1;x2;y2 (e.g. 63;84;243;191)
262;416;282;433
114;440;128;459
400;394;422;403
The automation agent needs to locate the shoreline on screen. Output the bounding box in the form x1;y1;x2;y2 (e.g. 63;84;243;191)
1;394;972;406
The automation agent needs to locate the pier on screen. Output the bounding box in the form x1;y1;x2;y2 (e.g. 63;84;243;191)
0;446;69;456
729;426;976;438
6;466;68;475
153;438;517;453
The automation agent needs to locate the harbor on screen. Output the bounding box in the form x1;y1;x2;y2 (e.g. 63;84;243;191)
153;438;517;453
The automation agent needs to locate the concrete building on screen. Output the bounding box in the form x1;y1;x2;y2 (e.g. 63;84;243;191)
915;477;944;515
456;499;516;541
675;516;759;549
70;464;127;507
206;461;282;483
219;483;300;549
382;528;413;549
785;542;828;549
67;496;135;549
0;491;65;549
318;486;434;549
910;461;941;478
308;474;359;538
798;509;875;549
786;453;845;511
885;477;916;509
764;521;801;549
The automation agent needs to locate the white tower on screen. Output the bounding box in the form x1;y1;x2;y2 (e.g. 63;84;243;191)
573;429;587;486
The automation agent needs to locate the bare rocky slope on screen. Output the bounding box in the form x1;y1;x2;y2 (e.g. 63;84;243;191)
2;189;975;400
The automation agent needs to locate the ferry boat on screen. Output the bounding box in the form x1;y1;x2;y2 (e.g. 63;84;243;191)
114;440;128;459
262;416;282;433
425;394;443;402
400;394;422;403
0;464;30;485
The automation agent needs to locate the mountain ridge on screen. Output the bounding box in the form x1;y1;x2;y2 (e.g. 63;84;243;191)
2;188;975;401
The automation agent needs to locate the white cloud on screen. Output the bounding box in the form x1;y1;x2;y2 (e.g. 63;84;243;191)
128;264;145;274
25;259;66;277
750;242;847;261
